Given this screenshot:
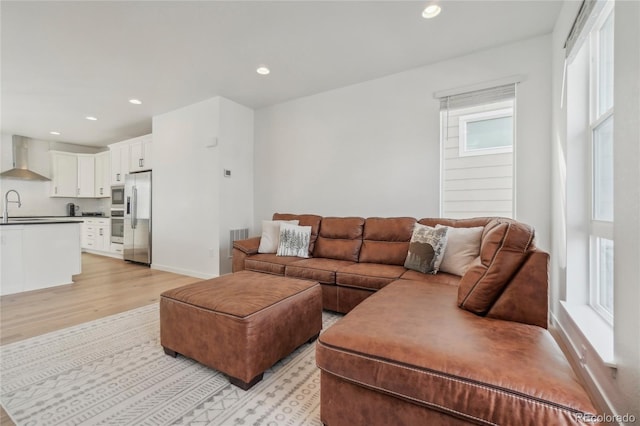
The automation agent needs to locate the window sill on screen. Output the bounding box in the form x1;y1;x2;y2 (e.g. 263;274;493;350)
559;301;616;368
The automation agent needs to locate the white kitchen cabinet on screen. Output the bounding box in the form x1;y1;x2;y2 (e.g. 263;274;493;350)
94;151;110;197
77;154;95;197
50;151;78;197
109;143;129;185
81;218;110;252
129;134;152;172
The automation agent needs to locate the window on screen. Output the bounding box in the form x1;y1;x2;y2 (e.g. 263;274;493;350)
458;108;513;157
438;83;516;219
589;4;614;322
565;0;614;328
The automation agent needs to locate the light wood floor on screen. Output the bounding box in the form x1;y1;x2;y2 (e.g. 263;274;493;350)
0;253;201;426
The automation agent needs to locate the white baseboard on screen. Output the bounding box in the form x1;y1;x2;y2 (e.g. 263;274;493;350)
151;263;218;280
82;249;123;260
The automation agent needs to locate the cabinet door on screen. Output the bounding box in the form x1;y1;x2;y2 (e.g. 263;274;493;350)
81;221;95;249
129;134;152;172
94;152;110;197
110;144;129;185
50;152;77;197
97;224;111;251
129;140;144;172
141;137;152;170
77;155;95;198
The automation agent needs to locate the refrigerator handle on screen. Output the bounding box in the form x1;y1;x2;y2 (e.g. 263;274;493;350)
126;196;131;215
132;186;138;229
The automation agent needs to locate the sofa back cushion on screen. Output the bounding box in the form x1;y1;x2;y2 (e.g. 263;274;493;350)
418;217;493;229
359;217;416;265
456;218;536;315
273;213;322;256
313;217;365;262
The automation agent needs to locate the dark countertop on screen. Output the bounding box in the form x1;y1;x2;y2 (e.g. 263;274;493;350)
0;216;88;226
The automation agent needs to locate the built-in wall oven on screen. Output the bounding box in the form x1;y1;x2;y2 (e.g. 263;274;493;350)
111;209;124;243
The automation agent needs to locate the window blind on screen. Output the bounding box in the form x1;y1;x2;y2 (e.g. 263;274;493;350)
439;83;516;111
564;0;607;60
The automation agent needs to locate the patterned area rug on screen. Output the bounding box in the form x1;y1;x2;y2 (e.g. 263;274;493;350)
0;304;342;425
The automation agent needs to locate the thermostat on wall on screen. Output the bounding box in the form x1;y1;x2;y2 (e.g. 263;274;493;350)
223;169;231;177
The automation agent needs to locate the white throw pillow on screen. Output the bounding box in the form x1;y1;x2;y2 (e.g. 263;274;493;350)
257;220;299;253
436;225;484;276
276;223;312;258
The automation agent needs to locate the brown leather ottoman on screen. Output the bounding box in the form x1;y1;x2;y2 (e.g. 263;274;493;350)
160;270;322;390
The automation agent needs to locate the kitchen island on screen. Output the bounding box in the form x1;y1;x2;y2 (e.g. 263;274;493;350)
0;219;82;296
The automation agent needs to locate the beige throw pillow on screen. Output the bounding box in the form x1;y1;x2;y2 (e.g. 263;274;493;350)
436;225;484;276
257;220;299;253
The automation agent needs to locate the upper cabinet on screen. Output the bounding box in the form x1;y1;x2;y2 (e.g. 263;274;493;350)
50;151;78;197
50;150;109;198
109;134;152;182
109;144;129;185
77;154;95;197
129;134;152;172
94;151;110;197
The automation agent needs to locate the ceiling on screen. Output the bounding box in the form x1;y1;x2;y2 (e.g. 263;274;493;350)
1;1;563;147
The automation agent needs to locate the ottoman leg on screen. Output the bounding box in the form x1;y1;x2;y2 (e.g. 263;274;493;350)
163;347;178;357
229;373;264;391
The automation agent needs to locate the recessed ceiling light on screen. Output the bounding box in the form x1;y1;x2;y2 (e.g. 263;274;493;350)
256;66;270;75
85;116;98;121
129;99;142;105
422;4;441;19
50;131;61;135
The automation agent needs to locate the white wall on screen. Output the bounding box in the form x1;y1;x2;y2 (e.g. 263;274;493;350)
0;134;108;216
218;97;254;274
550;0;640;420
254;35;552;250
152;98;221;278
152;96;254;278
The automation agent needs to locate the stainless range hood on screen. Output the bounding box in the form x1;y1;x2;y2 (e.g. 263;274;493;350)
0;135;50;181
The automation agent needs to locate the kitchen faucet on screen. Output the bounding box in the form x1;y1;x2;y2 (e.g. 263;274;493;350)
2;189;22;223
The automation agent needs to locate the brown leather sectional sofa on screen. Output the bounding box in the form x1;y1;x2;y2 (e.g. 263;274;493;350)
232;213;601;425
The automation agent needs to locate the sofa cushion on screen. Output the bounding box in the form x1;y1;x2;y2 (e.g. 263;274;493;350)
358;217;415;265
316;279;599;425
436;225;484;276
257;220;299;253
273;213;322;255
276;223;312;258
285;258;356;284
400;269;461;286
457;218;535;315
245;254;302;275
418;217;493;229
404;224;448;274
336;263;407;291
313;217;365;262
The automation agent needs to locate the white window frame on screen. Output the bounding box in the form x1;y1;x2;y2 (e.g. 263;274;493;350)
588;2;614;324
458;107;514;157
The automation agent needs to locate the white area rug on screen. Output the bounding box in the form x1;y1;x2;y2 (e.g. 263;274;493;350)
0;304;341;425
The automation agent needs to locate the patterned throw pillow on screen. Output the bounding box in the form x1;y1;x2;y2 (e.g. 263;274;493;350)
404;223;449;274
276;223;312;258
258;220;299;253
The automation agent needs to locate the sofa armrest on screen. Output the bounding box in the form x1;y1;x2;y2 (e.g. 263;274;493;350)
486;249;549;328
232;237;261;273
233;237;261;255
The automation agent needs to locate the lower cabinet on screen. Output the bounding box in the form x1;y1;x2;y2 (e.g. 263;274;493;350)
81;219;111;253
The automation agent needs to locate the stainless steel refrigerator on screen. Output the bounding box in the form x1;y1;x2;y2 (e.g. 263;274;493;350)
124;171;151;265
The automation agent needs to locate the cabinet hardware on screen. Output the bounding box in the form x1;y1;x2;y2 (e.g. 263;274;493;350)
139;158;143;167
117;173;120;181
